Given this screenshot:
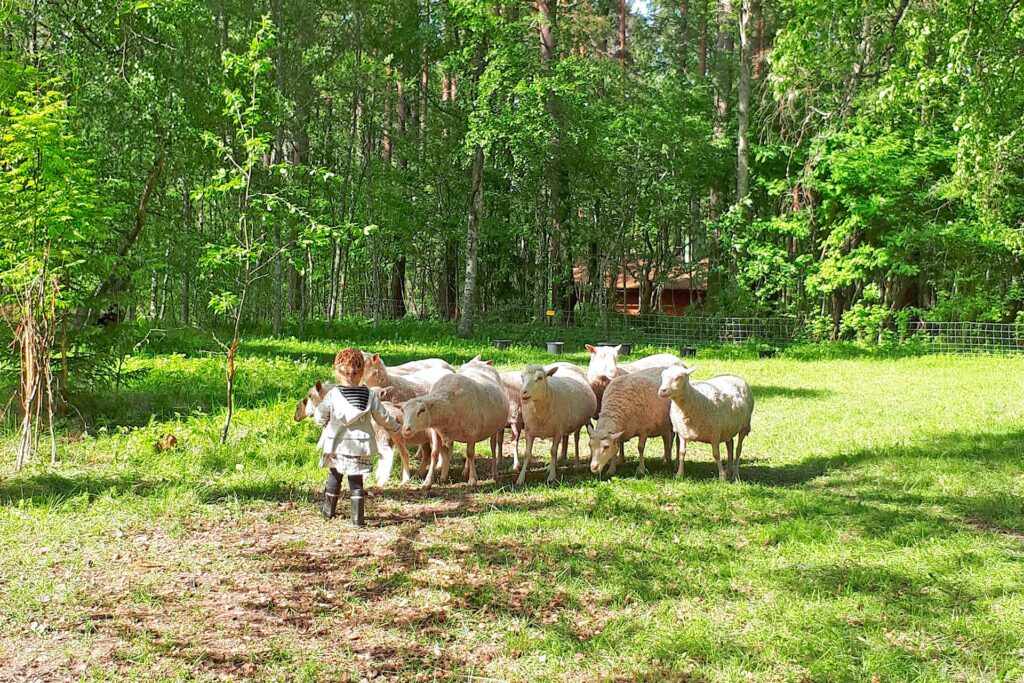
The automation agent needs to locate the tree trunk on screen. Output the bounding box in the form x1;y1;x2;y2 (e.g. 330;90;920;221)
390;258;407;318
737;0;752;203
710;0;733;218
678;0;690;76
619;0;628;68
459;144;485;336
698;5;708;77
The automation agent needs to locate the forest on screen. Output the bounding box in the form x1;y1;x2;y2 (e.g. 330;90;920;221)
3;0;1024;370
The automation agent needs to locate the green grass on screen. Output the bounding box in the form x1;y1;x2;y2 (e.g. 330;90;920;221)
1;332;1023;682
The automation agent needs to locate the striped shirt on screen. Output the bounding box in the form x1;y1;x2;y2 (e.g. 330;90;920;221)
338;385;370;411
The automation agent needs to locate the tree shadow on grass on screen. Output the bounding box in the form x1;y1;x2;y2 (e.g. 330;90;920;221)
0;470;312;508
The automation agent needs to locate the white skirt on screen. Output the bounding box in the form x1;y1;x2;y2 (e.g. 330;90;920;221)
320;451;373;476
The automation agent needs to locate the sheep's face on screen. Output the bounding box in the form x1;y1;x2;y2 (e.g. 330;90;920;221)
585;344;620;381
294;380;330;422
589;427;625;473
520;365;557;404
402;398;431;438
362;353;388;387
658;365;697;399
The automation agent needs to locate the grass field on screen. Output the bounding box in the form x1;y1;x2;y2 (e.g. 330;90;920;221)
1;333;1023;682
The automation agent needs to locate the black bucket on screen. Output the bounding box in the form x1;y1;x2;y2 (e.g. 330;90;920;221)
493;339;511;350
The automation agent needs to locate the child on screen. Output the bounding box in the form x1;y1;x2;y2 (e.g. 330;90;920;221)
315;348;400;524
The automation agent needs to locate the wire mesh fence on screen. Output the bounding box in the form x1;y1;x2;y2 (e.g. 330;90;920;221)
908;320;1024;354
330;296;1024;354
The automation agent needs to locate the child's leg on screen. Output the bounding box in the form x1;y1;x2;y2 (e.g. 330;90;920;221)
321;468;343;520
347;474;366;526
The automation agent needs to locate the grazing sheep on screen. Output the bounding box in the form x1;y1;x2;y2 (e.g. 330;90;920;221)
588;367;674;477
401;356;508;487
363;353;453;403
658;365;753;481
517;364;598;485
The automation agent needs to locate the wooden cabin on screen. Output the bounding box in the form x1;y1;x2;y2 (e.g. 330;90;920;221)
573;259;708;316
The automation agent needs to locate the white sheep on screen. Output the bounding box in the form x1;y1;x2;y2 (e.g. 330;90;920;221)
584;345;681;418
362;353;454;375
401;356;508;487
658;365;753;481
588;366;674;477
516;364;598;485
363;353;453;403
543;362;591;464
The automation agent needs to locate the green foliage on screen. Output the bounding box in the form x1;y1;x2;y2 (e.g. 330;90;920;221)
0;68;109;308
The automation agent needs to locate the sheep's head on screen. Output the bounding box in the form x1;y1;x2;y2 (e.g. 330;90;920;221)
294;380;331;422
588;424;625;473
520;364;557;404
585;344;620;382
401;397;431;438
658;365;697;398
461;354;494;369
362;353;389;387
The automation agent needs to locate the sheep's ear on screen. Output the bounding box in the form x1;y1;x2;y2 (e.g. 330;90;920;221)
585;344;596;354
609;430;625;441
546;366;558;377
682;365;697;376
484;359;494;366
315;380;322;392
584;423;593;437
377;387;392;401
469;354;482;362
371;353;381;363
613;344;622;353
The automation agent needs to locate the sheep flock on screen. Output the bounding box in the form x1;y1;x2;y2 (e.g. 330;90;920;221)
295;345;754;488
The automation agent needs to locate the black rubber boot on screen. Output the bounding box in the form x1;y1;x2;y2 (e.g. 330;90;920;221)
350;488;365;527
321;487;341;520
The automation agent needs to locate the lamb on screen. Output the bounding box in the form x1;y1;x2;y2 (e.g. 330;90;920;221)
588;366;674;477
362;353;454;375
658;365;753;481
295;380;441;485
401;356;509;487
516;364;597;485
363;353;453;403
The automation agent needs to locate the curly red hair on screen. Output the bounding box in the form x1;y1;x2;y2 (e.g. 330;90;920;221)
333;347;365;383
